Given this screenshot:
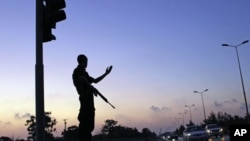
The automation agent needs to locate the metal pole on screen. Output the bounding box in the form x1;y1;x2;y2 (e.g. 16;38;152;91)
235;47;250;124
183;115;185;125
179;112;185;126
63;119;68;131
189;107;192;122
185;105;194;122
222;41;249;124
36;0;45;141
194;89;208;123
201;93;207;122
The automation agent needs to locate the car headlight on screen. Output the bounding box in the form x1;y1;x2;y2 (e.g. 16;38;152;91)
206;129;211;133
187;133;192;136
219;128;223;132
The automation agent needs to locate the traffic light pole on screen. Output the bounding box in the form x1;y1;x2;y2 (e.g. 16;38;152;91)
36;0;45;141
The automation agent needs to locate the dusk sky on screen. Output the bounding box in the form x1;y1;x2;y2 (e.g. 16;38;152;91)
1;0;250;139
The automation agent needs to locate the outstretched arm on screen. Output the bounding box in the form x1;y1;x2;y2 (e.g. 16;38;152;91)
93;66;113;83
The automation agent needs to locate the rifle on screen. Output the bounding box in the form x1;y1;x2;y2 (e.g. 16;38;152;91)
95;89;115;109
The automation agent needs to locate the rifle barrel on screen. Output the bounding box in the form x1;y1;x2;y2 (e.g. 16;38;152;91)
108;102;115;109
96;90;115;109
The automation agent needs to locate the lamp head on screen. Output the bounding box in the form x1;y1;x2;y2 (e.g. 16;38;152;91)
242;40;249;44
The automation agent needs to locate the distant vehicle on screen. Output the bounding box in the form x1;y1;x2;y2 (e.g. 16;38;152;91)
166;131;178;141
205;124;223;138
183;125;208;141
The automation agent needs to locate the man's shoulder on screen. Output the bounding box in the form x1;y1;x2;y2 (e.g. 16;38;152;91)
73;66;83;72
73;66;89;76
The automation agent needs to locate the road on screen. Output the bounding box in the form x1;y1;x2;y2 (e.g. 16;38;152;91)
207;136;230;141
160;135;230;141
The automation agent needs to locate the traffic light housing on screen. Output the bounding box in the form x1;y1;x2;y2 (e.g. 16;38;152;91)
43;0;66;42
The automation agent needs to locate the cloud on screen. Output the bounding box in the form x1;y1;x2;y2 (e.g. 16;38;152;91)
0;117;11;124
214;101;223;108
232;98;239;103
14;112;31;120
214;98;241;108
239;103;250;111
150;105;170;112
4;121;11;125
224;98;240;104
0;119;11;125
212;98;249;116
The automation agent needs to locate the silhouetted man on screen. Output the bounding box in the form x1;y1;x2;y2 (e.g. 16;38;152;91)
72;54;112;141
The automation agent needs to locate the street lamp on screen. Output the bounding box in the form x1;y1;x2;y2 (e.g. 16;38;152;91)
175;117;181;127
222;40;249;124
194;89;208;122
179;112;187;126
185;104;195;122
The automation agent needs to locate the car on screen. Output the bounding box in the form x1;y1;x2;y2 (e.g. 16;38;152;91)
205;124;223;138
183;125;208;141
166;131;178;140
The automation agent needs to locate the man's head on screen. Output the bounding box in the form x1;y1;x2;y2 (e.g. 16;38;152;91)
77;54;88;68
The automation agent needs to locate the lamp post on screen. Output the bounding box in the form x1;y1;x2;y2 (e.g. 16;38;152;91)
175;117;181;127
179;112;187;126
185;104;195;122
194;89;208;122
222;40;249;124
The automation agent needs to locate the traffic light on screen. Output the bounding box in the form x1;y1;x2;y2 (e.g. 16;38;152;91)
43;0;66;42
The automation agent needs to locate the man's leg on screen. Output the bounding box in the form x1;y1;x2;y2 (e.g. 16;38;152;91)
79;123;85;141
85;110;95;141
78;110;95;141
79;122;92;141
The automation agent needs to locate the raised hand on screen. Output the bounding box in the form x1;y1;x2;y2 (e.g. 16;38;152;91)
105;65;113;74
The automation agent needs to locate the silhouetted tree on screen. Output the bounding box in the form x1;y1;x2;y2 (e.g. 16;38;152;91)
142;128;151;136
186;120;195;126
142;128;157;138
61;125;78;141
95;119;157;140
0;136;12;141
206;111;217;124
15;139;26;141
25;112;57;141
175;125;185;136
108;125;140;137
25;115;36;141
101;119;118;135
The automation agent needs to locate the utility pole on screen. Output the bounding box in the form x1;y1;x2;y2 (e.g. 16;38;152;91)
63;119;68;132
